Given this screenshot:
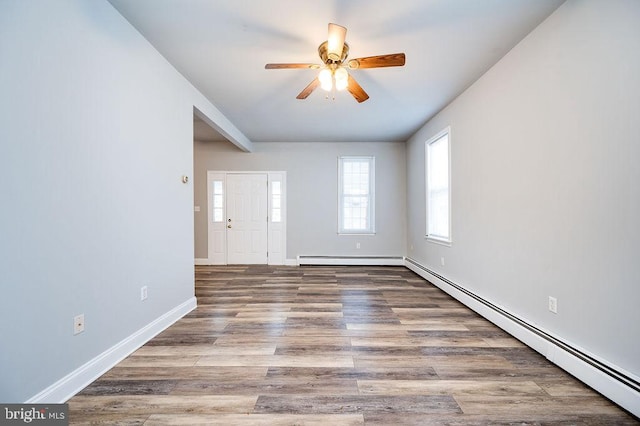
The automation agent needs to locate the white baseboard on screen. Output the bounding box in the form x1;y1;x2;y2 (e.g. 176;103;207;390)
404;258;640;418
197;258;405;267
26;297;197;404
297;255;405;266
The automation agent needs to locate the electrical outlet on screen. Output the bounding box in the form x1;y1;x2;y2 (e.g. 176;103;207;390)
356;242;361;249
440;257;445;266
548;296;558;314
73;314;85;335
141;286;148;301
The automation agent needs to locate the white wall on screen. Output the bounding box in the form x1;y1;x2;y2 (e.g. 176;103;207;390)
3;0;637;406
406;0;640;379
0;0;231;402
194;140;407;260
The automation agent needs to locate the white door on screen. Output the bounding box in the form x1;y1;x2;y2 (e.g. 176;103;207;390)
226;174;268;264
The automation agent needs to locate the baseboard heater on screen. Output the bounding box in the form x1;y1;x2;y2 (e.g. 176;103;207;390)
404;257;640;417
297;255;405;266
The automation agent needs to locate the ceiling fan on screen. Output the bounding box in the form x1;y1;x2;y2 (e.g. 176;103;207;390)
265;23;406;103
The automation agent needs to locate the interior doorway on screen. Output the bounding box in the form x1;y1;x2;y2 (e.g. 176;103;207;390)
206;171;286;265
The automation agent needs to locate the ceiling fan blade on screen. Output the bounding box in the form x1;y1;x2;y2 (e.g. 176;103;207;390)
296;78;320;100
347;74;369;103
347;53;406;69
265;63;321;69
327;23;347;61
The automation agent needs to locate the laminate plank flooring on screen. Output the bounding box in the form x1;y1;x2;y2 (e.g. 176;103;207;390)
68;265;638;425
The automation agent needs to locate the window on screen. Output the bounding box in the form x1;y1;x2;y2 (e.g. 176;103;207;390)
426;127;451;244
338;156;375;234
212;180;224;222
271;181;282;222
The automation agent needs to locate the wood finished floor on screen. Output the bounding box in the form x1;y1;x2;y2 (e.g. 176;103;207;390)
68;265;638;425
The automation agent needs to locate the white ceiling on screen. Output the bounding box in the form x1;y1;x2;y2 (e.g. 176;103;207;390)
108;0;565;143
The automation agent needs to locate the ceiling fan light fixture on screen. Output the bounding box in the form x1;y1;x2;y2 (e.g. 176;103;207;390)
327;23;347;61
318;68;333;91
265;23;405;102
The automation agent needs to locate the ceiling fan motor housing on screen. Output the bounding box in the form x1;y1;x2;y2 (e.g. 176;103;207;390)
318;41;349;64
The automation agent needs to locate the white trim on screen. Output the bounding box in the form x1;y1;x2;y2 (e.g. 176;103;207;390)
404;257;640;418
26;297;197;403
424;235;451;247
284;258;298;266
194;258;210;265
297;256;404;266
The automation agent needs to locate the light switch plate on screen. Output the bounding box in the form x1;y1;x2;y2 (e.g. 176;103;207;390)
73;314;85;335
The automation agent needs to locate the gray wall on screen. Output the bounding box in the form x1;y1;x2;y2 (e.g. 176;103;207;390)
0;1;225;401
194;140;407;260
406;0;640;377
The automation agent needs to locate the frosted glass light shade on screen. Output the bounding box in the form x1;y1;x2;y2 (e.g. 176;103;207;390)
318;68;333;91
327;24;347;61
335;67;348;91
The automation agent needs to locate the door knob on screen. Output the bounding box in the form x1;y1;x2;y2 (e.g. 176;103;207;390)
227;224;232;228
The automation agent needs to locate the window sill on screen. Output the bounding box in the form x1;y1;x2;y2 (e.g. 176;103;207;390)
426;235;451;247
338;232;376;236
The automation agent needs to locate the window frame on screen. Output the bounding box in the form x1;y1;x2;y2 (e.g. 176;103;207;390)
270;180;282;223
338;156;376;235
425;126;452;245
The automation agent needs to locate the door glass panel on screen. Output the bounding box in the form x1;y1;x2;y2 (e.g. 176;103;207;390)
272;181;281;223
212;180;224;223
